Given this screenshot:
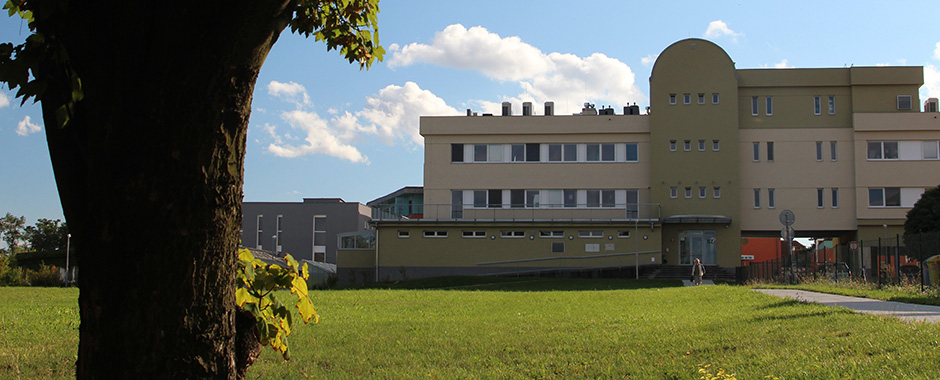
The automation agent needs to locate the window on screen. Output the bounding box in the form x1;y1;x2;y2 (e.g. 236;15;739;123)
698;187;706;199
712;139;720;151
451;190;463;218
817;188;824;208
752;142;760;162
585;243;600;252
669;140;677;151
398;230;410;238
816;141;823;161
698;93;705;104
473;190;486;208
924;141;940;160
751;96;759;116
313;216;327;261
526;143;540;162
579;230;603;238
712;93;720;104
828;96;835;115
548;144;563;162
424;230;448;238
768;189;775;209
547;190;562;208
814;96;821;115
867;141;899;160
255;215;263;249
830;141;837;161
488;189;502;208
451;144;464;162
601;190;616;208
869;188;901;207
564;144;577;161
462;230;486;238
511;144;525;162
670;187;678;199
685;187;692;199
669;93;677;105
474;144;487;162
698;140;706;151
625;189;639;218
625;143;638;162
766;142;774;162
765;96;773;116
500;230;525;238
753;189;761;208
525;190;540;208
684;140;691;151
540;230;564;238
586;144;600;161
897;95;912;110
275;215;283;252
564;190;577;208
510;189;524;209
683;93;691;104
832;188;839;208
585;190;600;208
551;242;565;253
601;144;615;161
713;187;721;199
618;230;631;238
488;144;503;162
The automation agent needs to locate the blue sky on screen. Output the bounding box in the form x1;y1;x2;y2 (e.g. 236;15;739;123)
2;0;940;226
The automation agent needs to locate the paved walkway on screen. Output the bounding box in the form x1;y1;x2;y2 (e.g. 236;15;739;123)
753;289;940;323
682;279;715;286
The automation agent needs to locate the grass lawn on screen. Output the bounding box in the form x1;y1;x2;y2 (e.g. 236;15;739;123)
3;279;940;379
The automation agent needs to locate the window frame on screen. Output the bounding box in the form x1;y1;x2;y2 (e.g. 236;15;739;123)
815;141;823;161
817;188;824;209
751;96;759;116
698;93;705;104
669;93;677;105
765;96;773;116
625;143;638;162
670;187;678;199
398;230;410;238
698;186;706;199
753;189;761;208
712;93;720;104
831;188;839;208
683;140;691;152
828;96;835;115
768;188;775;209
578;230;603;238
500;230;526;238
683;93;691;105
712;139;720;151
669;140;677;152
713;187;721;199
814;96;821;115
539;230;565;238
752;142;760;162
697;140;706;152
451;144;464;163
462;230;486;238
684;187;692;199
897;95;912;110
423;230;448;238
766;141;774;162
830;141;838;161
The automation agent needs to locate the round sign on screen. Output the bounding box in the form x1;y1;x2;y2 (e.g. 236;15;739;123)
779;209;795;226
849;241;858;251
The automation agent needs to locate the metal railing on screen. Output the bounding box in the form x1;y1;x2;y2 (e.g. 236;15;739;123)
372;202;662;222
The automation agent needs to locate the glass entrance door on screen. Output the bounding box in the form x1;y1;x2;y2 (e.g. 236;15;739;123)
678;230;717;265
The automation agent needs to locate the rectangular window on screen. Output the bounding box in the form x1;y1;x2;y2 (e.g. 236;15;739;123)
548;144;563;162
752;142;760;162
451;190;464;218
540;230;564;238
473;190;486;208
586;190;601;207
685;187;692;199
669;140;677;151
313;216;327;260
698;186;706;199
713;187;721;199
814;96;821;115
586;144;600;161
885;187;901;206
601;190;616;208
698;140;705;151
897;95;912;110
255;215;263;249
712;139;720;151
832;188;839;208
424;230;448;238
451;144;464;163
868;141;899;160
547;190;562;208
551;242;565;253
924;141;940;160
398;230;410;238
488;189;502;208
511;144;525;162
488;144;503;162
766;142;774;162
712;93;720;104
510;189;524;209
525;190;540;208
684;140;691;151
601;144;615;161
817;188;824;208
564;190;577;208
618;230;631;238
525;143;541;162
751;96;759;116
828;96;835;115
670;187;678;199
698;93;705;104
816;141;823;161
563;144;577;161
275;215;283;252
474;144;487;162
585;243;600;253
753;189;761;208
500;230;525;238
462;230;486;238
765;96;773;116
625;190;639;218
683;93;691;104
830;141;837;161
768;189;775;209
625;143;638;162
579;230;603;238
669;93;677;105
868;188;884;207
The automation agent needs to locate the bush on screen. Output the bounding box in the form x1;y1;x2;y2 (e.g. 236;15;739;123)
25;263;64;287
0;254;27;286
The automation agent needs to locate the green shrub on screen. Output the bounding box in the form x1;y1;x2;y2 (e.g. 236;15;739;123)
0;254;27;286
26;263;64;287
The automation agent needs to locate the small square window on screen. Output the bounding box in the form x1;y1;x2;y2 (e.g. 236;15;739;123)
669;140;677;151
684;140;691;151
698;93;705;104
551;242;565;253
669;94;677;105
683;93;691;104
684;187;692;199
698;187;706;199
897;95;912;110
398;230;410;238
712;93;719;104
713;187;721;199
670;187;678;199
698;140;705;151
712;139;720;151
618;230;631;238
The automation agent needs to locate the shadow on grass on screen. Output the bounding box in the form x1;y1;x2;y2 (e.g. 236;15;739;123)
343;276;684;292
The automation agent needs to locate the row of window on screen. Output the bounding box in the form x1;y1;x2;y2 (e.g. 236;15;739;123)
451;143;639;163
669;139;720;152
752;96;838;116
752;188;840;209
452;189;639;209
751;141;839;162
868;141;939;161
867;187;926;208
669;92;720;105
401;229;633;239
670;186;721;199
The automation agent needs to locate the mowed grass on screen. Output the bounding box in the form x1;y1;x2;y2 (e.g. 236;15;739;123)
3;279;940;379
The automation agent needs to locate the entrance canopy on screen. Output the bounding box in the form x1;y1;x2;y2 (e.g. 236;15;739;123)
664;215;732;224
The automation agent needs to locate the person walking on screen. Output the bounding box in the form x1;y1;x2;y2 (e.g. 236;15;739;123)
692;258;705;286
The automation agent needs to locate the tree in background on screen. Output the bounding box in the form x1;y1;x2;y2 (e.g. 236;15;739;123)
0;213;27;254
24;218;68;253
1;0;382;378
904;185;940;262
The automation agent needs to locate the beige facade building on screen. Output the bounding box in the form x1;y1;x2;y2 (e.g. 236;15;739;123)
339;38;940;283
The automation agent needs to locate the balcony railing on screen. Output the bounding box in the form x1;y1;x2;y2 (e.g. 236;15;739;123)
373;203;661;222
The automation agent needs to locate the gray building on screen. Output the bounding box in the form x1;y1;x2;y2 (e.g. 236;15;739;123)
241;198;372;263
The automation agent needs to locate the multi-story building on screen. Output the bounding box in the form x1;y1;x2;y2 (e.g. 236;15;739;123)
339;38;940;282
241;198;372;263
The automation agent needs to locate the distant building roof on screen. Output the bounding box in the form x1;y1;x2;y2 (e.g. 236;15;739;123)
368;186;424;206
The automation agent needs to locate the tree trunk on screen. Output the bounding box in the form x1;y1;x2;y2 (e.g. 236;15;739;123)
39;1;293;378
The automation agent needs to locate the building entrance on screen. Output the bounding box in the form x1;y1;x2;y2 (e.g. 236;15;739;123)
679;230;717;265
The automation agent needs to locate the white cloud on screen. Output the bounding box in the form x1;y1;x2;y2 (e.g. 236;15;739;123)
641;54;657;67
267;109;370;163
934;42;940;60
0;92;9;108
704;20;742;42
267;81;311;107
761;59;793;69
923;64;940;102
356;82;459;146
15;116;41;136
388;24;646;115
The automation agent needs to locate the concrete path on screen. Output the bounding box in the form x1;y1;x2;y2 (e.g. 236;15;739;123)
753;289;940;323
682;279;714;286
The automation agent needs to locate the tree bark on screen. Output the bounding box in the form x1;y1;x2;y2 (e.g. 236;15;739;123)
38;1;293;378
